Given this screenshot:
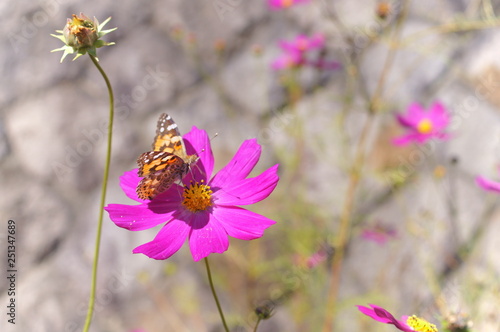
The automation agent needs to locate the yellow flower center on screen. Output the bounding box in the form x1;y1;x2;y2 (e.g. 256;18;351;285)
417;118;433;134
70;15;93;28
406;315;438;332
281;0;294;7
182;181;213;213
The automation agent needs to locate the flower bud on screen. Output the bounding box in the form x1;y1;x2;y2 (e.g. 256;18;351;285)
255;301;275;320
51;13;116;62
64;14;98;49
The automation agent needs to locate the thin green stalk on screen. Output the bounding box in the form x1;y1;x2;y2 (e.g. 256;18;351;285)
82;54;114;332
321;2;410;331
204;257;229;332
253;318;262;332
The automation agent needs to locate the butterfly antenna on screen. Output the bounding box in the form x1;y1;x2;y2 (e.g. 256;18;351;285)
188;133;218;181
197;132;219;155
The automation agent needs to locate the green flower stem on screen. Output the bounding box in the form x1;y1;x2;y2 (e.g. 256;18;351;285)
204;257;229;332
82;54;114;332
321;2;410;331
253;318;262;332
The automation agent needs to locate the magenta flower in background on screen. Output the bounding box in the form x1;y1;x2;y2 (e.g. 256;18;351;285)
305;249;327;269
476;170;500;193
393;102;450;146
279;34;325;53
357;304;413;331
357;304;438;332
361;223;397;245
271;33;340;71
271;49;303;70
105;127;279;261
268;0;310;10
293;246;331;269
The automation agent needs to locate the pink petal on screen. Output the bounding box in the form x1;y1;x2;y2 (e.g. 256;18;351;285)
397;316;414;331
361;230;392;245
132;218;190;260
309;33;325;49
271;54;292;70
105;199;181;231
357;305;393;323
281;34;322;53
406;102;425;120
213;164;279;205
210;139;262;187
396;113;416;128
429;101;450;129
395;103;426;129
119;169;148;203
429;101;446;117
183;126;214;181
211;206;276;240
392;134;416;146
415;133;433;143
268;0;310;10
392;131;443;145
280;35;305;52
271;52;302;70
268;0;285;9
188;212;229;261
358;304;414;332
476;176;500;193
278;39;291;51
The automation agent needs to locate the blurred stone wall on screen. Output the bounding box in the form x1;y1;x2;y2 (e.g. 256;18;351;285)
1;0;500;331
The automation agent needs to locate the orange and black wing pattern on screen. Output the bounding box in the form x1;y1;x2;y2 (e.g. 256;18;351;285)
135;113;197;200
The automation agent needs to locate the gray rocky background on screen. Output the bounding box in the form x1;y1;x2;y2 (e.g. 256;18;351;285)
1;0;500;331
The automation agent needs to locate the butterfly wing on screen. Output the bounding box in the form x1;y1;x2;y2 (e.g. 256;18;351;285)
136;151;187;200
153;113;188;158
136;113;197;200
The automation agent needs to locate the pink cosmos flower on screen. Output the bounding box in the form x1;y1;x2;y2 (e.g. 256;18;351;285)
361;223;397;245
271;49;304;70
279;34;326;53
105;127;279;261
476;170;500;193
357;304;438;332
271;33;340;71
268;0;310;10
293;245;332;269
305;249;327;269
392;102;450;146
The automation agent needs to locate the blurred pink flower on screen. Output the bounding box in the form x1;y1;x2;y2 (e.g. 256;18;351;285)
279;34;325;53
476;171;500;193
361;223;397;245
271;50;303;70
357;304;438;332
306;250;327;268
392;102;450;146
293;244;333;269
271;34;340;71
105;127;279;261
268;0;311;10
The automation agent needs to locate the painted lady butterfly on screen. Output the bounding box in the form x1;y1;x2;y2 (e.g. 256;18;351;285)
136;113;199;200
